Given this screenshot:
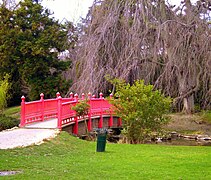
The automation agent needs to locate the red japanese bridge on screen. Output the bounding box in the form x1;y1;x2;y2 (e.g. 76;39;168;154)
20;92;122;135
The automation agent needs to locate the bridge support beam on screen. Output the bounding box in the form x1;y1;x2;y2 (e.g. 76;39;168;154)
99;116;103;128
73;116;78;135
88;114;92;131
99;92;103;128
109;115;113;127
118;118;122;127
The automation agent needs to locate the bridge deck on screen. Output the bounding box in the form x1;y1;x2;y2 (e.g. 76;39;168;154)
25;118;58;129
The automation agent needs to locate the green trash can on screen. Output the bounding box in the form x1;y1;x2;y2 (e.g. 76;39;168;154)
96;129;107;152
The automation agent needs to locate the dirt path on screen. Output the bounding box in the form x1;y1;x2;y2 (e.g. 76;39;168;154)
0;128;59;149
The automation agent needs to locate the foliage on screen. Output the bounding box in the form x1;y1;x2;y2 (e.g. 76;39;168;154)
109;79;171;143
71;100;90;117
72;0;211;113
0;132;211;179
0;0;73;104
0;114;19;131
0;75;10;113
28;76;72;100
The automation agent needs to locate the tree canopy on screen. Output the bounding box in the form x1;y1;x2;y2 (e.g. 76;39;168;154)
0;0;72;104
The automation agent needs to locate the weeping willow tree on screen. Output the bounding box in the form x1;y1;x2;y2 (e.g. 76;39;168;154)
70;0;211;113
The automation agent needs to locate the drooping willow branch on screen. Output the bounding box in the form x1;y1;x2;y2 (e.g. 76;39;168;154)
68;0;210;111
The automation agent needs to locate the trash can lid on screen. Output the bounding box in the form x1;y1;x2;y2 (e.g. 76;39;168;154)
93;128;108;134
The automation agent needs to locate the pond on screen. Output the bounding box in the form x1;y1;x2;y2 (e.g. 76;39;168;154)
109;131;211;146
80;128;211;146
150;137;211;146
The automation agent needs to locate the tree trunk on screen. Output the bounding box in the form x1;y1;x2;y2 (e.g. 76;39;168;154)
183;94;194;114
178;75;195;114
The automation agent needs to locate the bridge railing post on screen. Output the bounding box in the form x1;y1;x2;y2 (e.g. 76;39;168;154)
57;96;62;129
109;93;113;127
73;116;78;135
99;92;103;128
56;92;60;98
88;92;91;100
81;93;85;100
72;93;79;134
20;96;26;127
74;93;78;102
69;92;73;101
118;117;122;127
40;93;44;121
88;92;92;131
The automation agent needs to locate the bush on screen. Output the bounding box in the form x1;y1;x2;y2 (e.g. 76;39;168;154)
0;114;19;131
71;100;90;117
110;79;172;144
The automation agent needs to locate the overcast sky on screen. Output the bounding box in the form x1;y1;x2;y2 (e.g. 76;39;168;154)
41;0;94;23
41;0;197;23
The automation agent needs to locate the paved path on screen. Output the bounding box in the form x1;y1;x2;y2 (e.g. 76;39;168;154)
0;128;59;150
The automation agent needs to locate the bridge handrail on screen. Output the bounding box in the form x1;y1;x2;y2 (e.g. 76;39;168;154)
20;93;74;127
20;92;121;133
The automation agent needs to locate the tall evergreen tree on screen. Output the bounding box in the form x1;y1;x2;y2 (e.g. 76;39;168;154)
0;0;72;104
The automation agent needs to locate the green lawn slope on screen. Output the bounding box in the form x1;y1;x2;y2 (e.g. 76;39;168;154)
0;132;210;179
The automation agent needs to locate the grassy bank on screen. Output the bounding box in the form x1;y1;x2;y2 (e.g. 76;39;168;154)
3;106;20;119
165;113;211;135
0;106;20;131
0;132;210;179
202;111;211;124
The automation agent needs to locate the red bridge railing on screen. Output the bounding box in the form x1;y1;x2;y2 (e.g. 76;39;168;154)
20;92;121;134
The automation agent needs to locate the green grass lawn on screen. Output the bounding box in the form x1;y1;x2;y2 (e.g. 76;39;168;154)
0;132;210;180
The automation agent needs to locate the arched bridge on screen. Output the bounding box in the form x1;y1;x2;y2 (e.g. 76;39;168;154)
20;92;122;135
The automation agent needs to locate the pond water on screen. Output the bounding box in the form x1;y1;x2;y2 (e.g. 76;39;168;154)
80;128;211;146
150;137;211;146
107;133;211;146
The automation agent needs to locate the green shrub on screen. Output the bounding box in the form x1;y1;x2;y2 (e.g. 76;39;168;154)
71;100;90;117
110;79;172;144
0;114;19;131
0;75;10;113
